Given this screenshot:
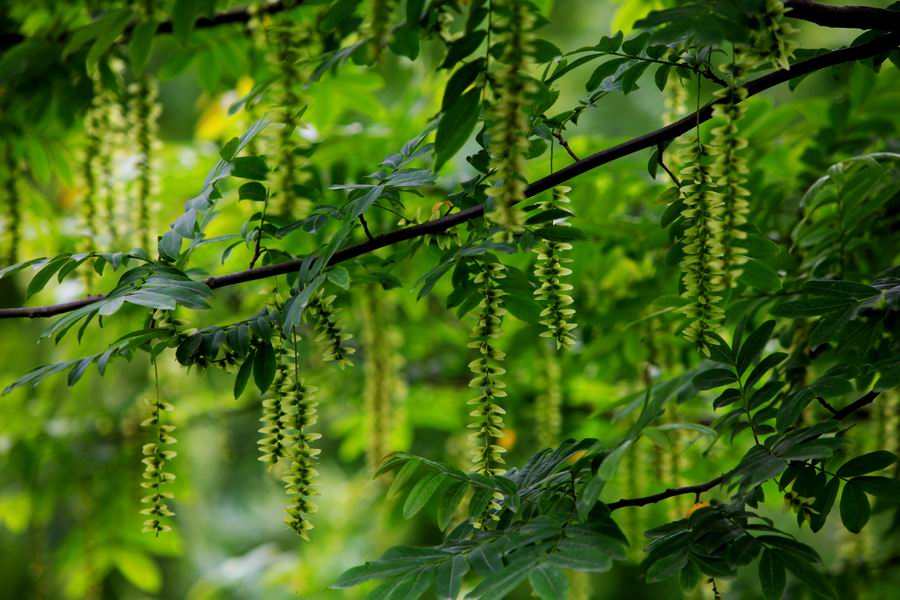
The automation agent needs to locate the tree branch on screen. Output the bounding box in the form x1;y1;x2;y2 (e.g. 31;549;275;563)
1;32;898;320
606;389;883;511
784;0;900;32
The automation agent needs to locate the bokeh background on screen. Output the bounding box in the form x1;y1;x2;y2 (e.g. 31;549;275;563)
1;0;899;598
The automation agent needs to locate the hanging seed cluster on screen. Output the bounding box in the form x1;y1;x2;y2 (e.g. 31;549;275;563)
486;0;536;242
712;48;753;290
536;347;562;449
679;140;725;354
0;144;20;265
306;291;356;367
361;286;405;471
753;0;796;71
267;19;316;219
280;360;321;539
128;75;162;250
368;0;397;60
533;186;578;350
139;389;176;535
468;262;509;529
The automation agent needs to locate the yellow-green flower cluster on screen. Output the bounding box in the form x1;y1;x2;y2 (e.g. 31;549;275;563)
128;75;162;251
306;291;356;368
486;0;536;242
680;141;725;354
468;262;509;477
533;186;577;350
0;144;20;265
280;367;321;539
752;0;796;71
267;19;316;219
258;348;289;468
140;393;176;535
712;49;753;289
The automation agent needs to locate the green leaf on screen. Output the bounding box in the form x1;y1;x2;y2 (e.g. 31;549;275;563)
233;351;254;399
692;368;737;390
129;21;157;73
529;565;568;600
253;343;276;394
388;459;420;497
434;88;480;171
771;297;855;317
577;475;605;522
435;554;468;600
173;0;201;46
26;257;70;298
836;451;896;477
437;481;466;531
736;320;775;376
778;550;837;600
645;552;688;583
738;259;782;292
84;10;132;68
853;476;900;501
598;440;632;481
403;473;443;518
112;550;161;593
839;480;870;534
238;181;267;201
232;156;269;180
466;552;538;599
327;266;351;289
758;548;786;600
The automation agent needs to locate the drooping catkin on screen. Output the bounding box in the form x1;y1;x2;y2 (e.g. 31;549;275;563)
533;186;577;349
140;366;176;535
267;18;316;219
128;74;162;250
258;345;289;468
535;344;562;448
280;337;321;539
306;290;356;368
679;140;725;354
712;48;752;289
752;0;796;71
468;262;509;529
361;285;406;471
0;144;21;265
486;0;536;242
468;262;509;479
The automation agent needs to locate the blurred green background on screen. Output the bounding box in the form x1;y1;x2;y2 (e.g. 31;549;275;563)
1;0;899;598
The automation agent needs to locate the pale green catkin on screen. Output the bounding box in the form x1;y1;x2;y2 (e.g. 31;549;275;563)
0;144;21;265
533;186;577;349
536;345;562;448
752;0;796;71
486;0;535;242
128;74;161;251
139;370;176;535
712;47;753;289
258;345;289;468
362;285;406;472
468;262;509;529
306;290;356;368
280;342;321;539
267;18;316;219
679;140;726;354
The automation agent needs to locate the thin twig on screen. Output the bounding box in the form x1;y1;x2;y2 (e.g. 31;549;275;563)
553;131;580;162
656;143;681;187
359;215;375;241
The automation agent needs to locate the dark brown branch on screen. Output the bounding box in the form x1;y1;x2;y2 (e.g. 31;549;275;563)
832;390;880;420
1;32;898;320
607;475;725;511
785;0;900;32
606;390;882;511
